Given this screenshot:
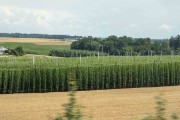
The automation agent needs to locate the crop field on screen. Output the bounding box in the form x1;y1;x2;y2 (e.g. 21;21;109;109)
0;86;180;120
0;56;180;94
0;37;71;55
0;37;72;45
0;42;70;55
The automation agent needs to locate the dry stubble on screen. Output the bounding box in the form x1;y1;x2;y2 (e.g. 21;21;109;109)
0;86;180;120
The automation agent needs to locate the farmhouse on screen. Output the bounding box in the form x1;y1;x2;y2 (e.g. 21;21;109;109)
64;39;78;42
0;46;8;55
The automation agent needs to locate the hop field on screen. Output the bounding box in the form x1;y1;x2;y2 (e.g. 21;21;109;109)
0;56;180;94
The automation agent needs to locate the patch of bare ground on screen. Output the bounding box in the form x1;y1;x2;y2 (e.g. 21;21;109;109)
0;86;180;120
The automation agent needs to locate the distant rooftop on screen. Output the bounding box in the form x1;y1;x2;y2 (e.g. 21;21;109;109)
0;46;8;51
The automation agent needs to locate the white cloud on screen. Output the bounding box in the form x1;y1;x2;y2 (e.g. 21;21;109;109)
101;21;108;25
33;10;56;29
122;24;139;30
158;24;175;30
0;5;78;32
87;26;94;31
0;6;15;17
0;0;180;38
3;19;11;24
129;24;139;28
111;8;120;12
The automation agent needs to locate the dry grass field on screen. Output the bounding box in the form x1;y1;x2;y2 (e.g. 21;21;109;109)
0;86;180;120
0;37;72;45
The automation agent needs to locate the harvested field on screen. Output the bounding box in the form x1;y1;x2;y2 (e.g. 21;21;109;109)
0;37;72;45
0;86;180;120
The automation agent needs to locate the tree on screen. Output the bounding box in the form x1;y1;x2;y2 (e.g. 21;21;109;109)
71;37;101;51
11;46;25;56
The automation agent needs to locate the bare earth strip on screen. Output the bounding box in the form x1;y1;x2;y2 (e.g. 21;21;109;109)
0;86;180;120
0;37;72;45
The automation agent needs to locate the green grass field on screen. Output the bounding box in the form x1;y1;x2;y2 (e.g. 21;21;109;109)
0;42;70;55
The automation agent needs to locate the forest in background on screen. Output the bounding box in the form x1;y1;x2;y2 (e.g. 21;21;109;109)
71;35;180;56
1;33;180;56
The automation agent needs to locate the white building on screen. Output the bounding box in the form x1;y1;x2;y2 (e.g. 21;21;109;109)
64;39;78;42
0;46;8;55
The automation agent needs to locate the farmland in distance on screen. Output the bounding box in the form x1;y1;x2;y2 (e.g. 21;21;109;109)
0;37;71;55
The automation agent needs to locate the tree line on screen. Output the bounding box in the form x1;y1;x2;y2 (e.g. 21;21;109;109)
71;35;180;56
0;33;81;39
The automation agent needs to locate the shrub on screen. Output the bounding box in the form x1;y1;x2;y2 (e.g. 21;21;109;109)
10;46;25;56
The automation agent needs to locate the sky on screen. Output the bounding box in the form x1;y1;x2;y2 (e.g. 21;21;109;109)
0;0;179;39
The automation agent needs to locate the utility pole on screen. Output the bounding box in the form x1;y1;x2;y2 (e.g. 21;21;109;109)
33;56;35;65
99;45;104;53
80;54;82;64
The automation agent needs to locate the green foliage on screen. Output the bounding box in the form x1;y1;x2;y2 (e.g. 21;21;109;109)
71;35;180;56
63;90;83;120
155;94;167;120
10;46;25;56
169;35;180;50
0;42;70;55
141;94;179;120
49;50;107;57
71;37;101;51
0;56;180;94
53;69;83;120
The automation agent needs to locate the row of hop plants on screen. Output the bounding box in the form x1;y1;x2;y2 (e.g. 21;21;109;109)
49;49;108;57
0;61;180;94
0;56;180;69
